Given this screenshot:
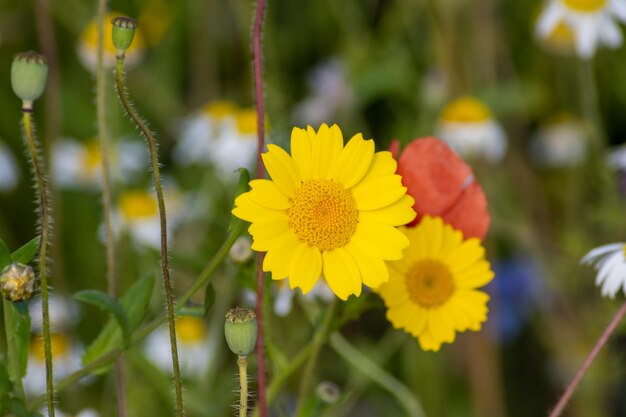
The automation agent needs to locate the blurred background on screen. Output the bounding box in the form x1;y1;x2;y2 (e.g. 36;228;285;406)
1;0;626;416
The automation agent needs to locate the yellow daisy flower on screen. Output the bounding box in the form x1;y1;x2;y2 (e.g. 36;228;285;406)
232;124;416;300
377;216;494;351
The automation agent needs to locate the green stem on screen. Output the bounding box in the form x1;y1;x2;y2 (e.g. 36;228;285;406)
29;220;245;410
238;356;249;417
329;333;426;417
294;300;337;417
114;56;184;417
578;59;605;147
96;2;126;416
22;110;55;417
3;301;25;400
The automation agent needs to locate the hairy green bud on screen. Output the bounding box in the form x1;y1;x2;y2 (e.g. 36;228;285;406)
0;263;36;303
11;51;48;107
225;307;257;356
111;16;137;56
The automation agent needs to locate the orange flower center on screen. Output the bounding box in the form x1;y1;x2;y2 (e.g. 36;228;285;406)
406;259;455;308
562;0;606;12
287;179;358;252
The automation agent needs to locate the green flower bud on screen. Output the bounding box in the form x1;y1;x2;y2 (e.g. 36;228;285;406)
11;51;48;107
224;307;257;356
111;16;137;56
0;263;36;303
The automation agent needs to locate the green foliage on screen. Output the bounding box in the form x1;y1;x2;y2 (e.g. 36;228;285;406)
10;237;40;265
0;239;11;269
176;283;215;318
82;274;155;371
74;290;131;347
8;302;31;380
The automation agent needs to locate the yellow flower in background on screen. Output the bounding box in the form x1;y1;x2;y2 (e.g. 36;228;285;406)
233;124;416;300
376;216;494;351
77;12;145;72
437;97;507;164
536;0;626;58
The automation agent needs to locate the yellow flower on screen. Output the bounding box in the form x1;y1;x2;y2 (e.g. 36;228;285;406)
233;124;416;300
376;216;494;351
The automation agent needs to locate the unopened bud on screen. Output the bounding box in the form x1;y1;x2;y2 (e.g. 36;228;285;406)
224;307;257;356
0;263;36;303
11;51;48;109
111;16;137;57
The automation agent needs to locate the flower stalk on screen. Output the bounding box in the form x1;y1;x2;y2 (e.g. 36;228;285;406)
112;18;184;417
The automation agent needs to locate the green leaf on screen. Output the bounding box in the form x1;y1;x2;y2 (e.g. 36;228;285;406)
0;239;11;270
74;290;131;347
0;360;12;398
9;302;31;379
10;237;40;265
82;274;155;371
176;284;215;318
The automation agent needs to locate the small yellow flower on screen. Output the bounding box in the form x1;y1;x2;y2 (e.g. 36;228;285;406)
376;216;494;351
233;124;416;300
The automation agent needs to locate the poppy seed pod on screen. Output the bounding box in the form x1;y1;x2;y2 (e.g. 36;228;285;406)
111;16;137;56
11;51;48;107
224;307;257;356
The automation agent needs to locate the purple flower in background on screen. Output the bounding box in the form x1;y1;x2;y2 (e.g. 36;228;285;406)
486;257;546;342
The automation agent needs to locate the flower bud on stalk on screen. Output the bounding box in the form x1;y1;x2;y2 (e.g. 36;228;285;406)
111;16;137;58
11;51;48;111
0;263;36;303
225;307;257;356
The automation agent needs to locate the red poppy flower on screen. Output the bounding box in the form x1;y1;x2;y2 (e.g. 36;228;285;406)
394;137;490;240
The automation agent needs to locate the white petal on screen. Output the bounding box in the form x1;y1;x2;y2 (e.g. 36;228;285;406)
574;18;599;58
601;263;626;297
537;2;563;38
610;0;626;21
599;16;623;47
596;251;623;287
580;243;624;264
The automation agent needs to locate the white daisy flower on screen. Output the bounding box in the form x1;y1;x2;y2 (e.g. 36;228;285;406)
144;316;210;379
0;142;19;192
77;12;145;72
52;137;147;190
581;243;626;298
112;185;186;249
536;0;626;58
293;59;354;126
607;144;626;170
436;96;507;164
530;115;588;167
24;333;82;395
174;102;258;178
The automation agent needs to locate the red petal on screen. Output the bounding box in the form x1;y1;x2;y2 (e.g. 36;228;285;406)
397;137;490;240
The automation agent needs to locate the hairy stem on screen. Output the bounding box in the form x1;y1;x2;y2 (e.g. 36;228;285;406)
252;0;268;415
238;356;249;417
114;57;184;417
294;300;337;417
22;110;55;417
548;301;626;417
96;2;126;416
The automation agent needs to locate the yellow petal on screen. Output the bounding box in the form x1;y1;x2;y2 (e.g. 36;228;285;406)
404;305;428;337
310;124;343;179
455;261;494;289
427;309;456;344
359;195;416;226
322;248;362;300
248;179;289;210
386;300;414;328
344;242;389;288
264;231;301;280
446;238;486;274
351;222;410;260
418;328;441;352
248;216;290;249
291;127;313;180
352;175;407;211
288;243;322;294
262;144;301;196
330;133;375;188
354;151;397;186
377;273;409;307
233;192;284;223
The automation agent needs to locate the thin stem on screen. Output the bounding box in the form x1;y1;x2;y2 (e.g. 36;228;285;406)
22;110;55;417
238;356;249;417
114;57;184;417
548;301;626;417
29;221;244;409
252;0;268;416
329;333;426;417
294;300;337;417
578;59;605;147
96;2;126;416
3;301;26;400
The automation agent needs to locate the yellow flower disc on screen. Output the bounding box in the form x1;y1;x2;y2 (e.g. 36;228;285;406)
288;179;358;252
563;0;607;12
176;317;205;343
440;96;492;123
233;124;416;300
377;216;494;351
120;190;158;220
